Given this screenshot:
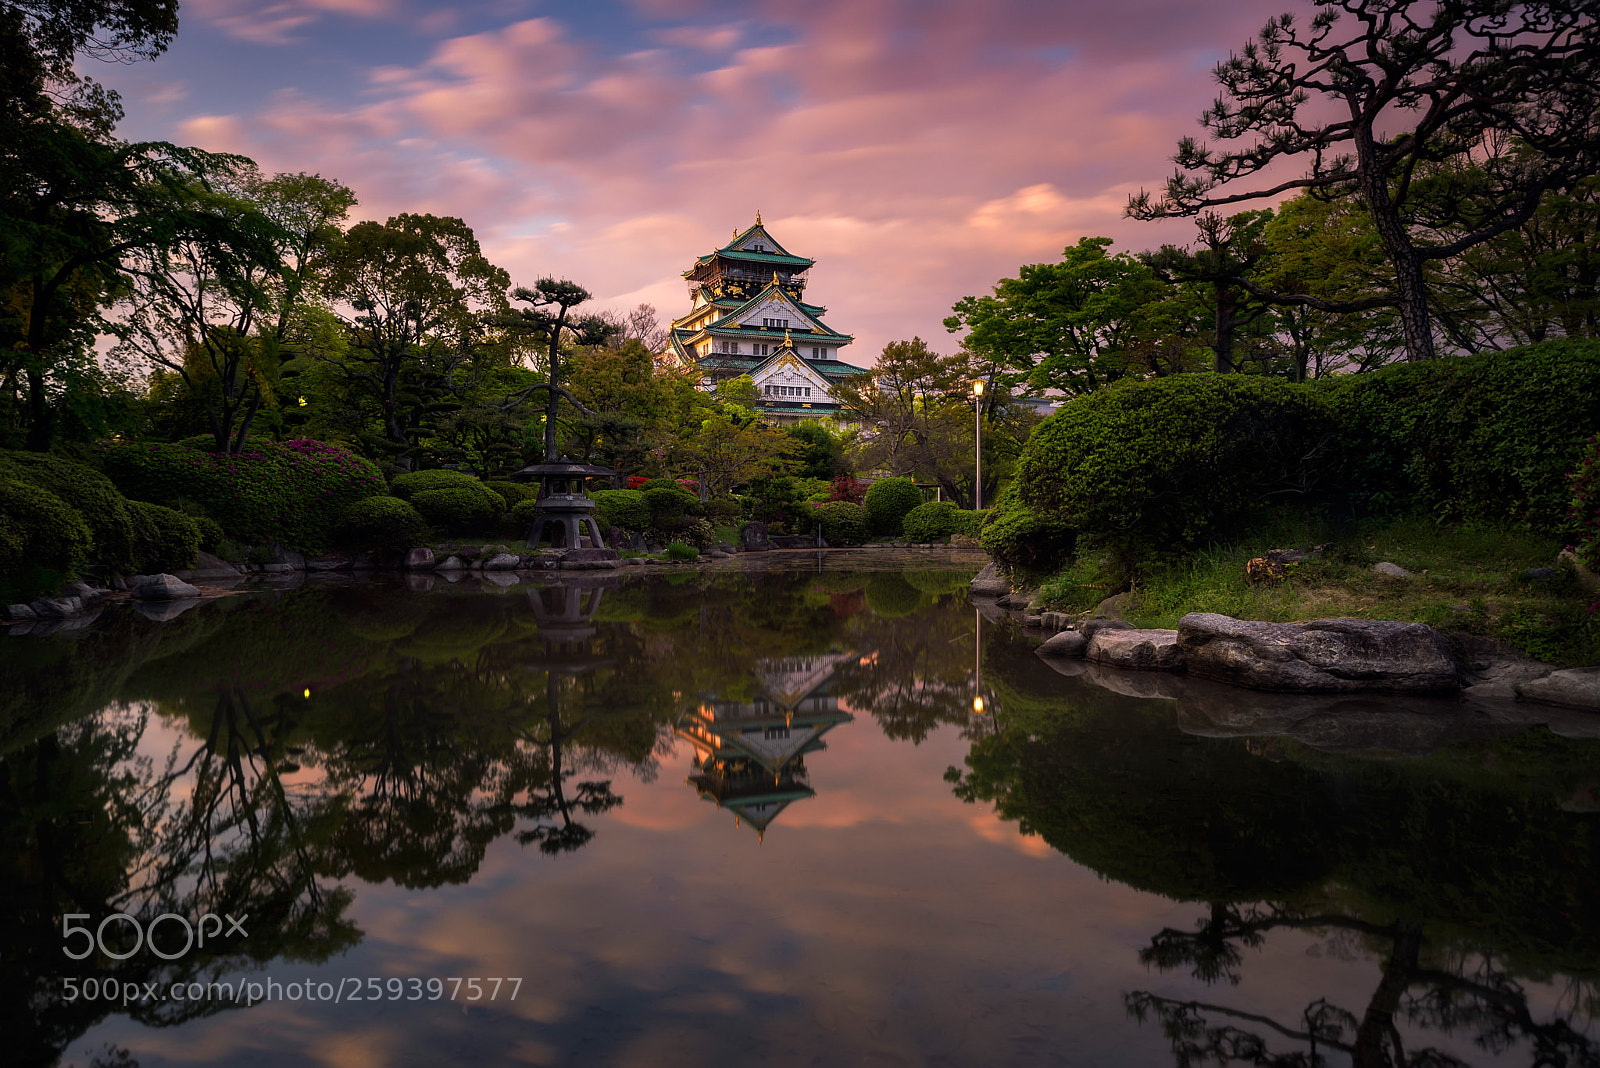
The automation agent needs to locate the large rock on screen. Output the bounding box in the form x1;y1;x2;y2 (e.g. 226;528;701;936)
305;553;353;572
177;551;246;582
29;596;83;618
560;547;620;570
1455;635;1555;700
740;522;773;552
1516;667;1600;711
969;563;1008;597
268;543;306;570
435;555;466;571
483;553;521;571
1086;628;1186;672
131;574;202;602
4;603;38;622
1036;630;1089;660
1176;612;1458;694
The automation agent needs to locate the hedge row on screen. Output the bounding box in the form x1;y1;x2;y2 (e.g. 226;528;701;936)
102;438;386;553
992;339;1600;574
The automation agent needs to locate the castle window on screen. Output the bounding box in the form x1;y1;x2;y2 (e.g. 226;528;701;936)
805;388;811;397
764;726;790;740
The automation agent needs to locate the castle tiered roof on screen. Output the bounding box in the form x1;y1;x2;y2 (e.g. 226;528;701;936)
663;216;867;420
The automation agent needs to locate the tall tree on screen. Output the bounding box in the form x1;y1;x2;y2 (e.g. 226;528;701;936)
1128;0;1600;362
319;213;509;460
1141;210;1278;374
115;170;355;452
945;237;1174;397
493;278;612;462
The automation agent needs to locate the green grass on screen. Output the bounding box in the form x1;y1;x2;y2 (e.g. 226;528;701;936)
1034;515;1597;666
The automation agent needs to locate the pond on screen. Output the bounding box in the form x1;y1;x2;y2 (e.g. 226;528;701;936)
3;559;1598;1067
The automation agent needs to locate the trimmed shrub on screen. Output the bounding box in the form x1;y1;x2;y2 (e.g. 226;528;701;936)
391;469;505;513
193;515;226;553
829;475;869;503
643;484;698;528
1570;434;1600;572
816;501;870;545
979;482;1077;571
958;509;986;535
864;477;924;537
902;500;964;543
664;541;697;561
101;438;386;552
704;497;743;524
0;478;92;600
593;489;651;531
337;496;430;554
509;498;541;532
1321;339;1600;532
1016;374;1335;573
410;487;502;533
0;450;145;572
129;501;200;573
486;481;536;508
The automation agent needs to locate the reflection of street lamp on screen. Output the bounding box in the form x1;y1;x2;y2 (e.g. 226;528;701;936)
973;607;985;714
972;380;985;511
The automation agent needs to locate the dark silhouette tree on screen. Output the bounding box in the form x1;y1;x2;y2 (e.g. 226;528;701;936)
493;278;613;462
1127;0;1600;362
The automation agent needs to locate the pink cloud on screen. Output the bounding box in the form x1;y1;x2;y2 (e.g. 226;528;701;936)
165;0;1294;361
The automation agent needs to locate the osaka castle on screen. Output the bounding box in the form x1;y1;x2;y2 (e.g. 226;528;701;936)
662;214;868;421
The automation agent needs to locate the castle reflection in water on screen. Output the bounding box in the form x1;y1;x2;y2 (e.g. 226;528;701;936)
676;652;859;838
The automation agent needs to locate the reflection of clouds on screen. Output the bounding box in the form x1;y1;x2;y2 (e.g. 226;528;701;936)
84;719;1438;1067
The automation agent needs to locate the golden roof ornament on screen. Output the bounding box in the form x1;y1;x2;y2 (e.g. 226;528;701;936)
755;209;762;224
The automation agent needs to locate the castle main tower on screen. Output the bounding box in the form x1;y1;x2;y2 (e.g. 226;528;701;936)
662;214;865;422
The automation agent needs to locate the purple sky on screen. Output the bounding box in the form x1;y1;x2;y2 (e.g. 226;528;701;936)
98;0;1293;362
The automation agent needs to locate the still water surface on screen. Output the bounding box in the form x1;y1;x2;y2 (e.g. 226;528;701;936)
3;559;1598;1067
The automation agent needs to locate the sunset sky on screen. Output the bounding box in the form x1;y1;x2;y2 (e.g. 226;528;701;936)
97;0;1293;362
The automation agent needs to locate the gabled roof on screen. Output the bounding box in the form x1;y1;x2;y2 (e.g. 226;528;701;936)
703;278;852;342
722;217;802;260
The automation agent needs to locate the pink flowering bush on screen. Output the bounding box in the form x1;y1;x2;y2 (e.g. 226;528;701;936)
101;437;386;552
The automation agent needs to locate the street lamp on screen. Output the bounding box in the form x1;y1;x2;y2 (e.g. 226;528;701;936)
972;380;985;511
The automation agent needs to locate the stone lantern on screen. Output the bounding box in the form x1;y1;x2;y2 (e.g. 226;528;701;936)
512;457;618;550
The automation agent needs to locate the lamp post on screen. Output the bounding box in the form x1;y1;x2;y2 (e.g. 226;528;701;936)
972;380;985;511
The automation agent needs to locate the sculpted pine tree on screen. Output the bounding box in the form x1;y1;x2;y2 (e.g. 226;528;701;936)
1127;0;1600;361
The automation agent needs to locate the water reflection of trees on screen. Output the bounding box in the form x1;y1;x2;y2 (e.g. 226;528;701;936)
0;568;995;1062
946;657;1600;1068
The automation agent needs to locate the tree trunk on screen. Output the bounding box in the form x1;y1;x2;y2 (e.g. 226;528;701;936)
1355;127;1436;362
24;365;50;452
1213;284;1236;373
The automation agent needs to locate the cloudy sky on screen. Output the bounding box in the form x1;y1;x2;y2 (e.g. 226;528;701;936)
97;0;1291;363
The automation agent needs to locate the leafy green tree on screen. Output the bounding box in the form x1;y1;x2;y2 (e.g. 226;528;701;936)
832;338;1039;508
945;237;1171;396
1141;210;1277;374
316;213;510;460
116;169;356;452
1128;0;1600;362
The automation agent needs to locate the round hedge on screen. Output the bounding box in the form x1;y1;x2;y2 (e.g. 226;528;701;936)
816;501;869;545
0;478;92;596
509;498;542;533
704;497;742;524
592;489;650;531
0;450;146;572
130;501;200;573
337;496;429;553
1016;374;1335;572
101;438;386;553
485;480;537;508
410;487;502;533
864;477;924;537
901;501;964;543
643;485;698;527
979;482;1076;571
